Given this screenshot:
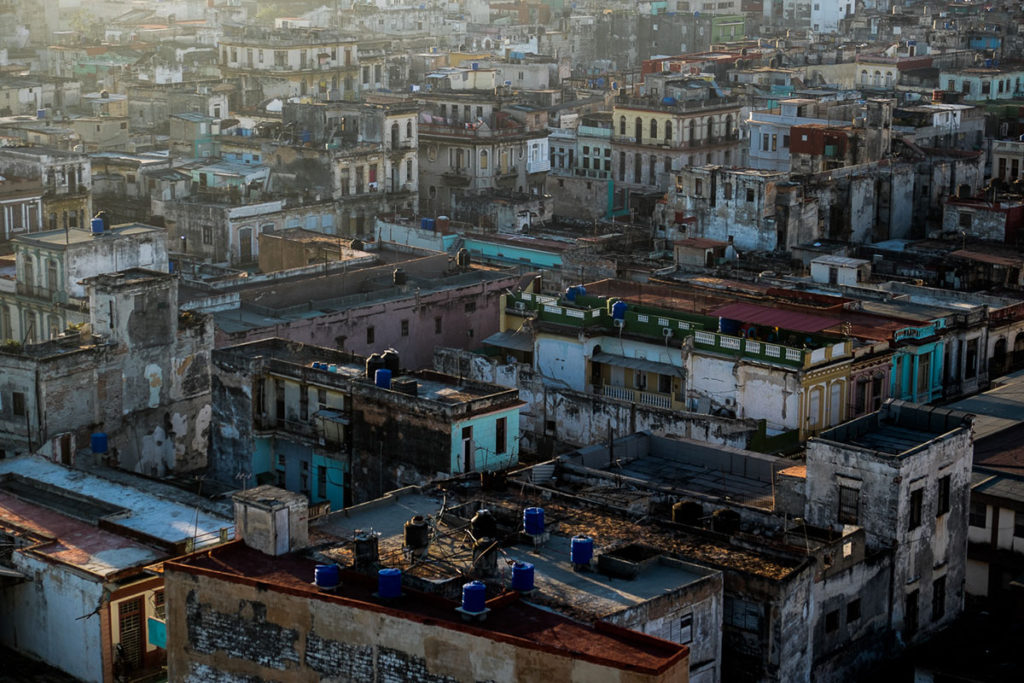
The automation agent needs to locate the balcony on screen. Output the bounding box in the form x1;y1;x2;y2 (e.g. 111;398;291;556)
441;169;472;186
601;384;672;410
16;283;64;303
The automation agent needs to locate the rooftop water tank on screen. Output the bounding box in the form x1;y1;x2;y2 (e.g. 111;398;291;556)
672;500;703;526
461;580;487;613
377;568;402;599
382;349;400;375
366;353;386;379
90;217;104;235
712;508;741;535
511;561;535;592
314;563;340;591
523;507;545;535
404;515;429;549
375;368;392;389
570;535;594;567
611;300;628;321
719;317;742;335
393;267;407;286
471;508;497;538
90;432;108;454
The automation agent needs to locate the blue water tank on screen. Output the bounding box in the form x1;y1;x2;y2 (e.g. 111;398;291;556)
90;217;104;234
571;535;594;566
378;568;402;598
328;364;338;373
375;368;392;389
523;507;545;535
315;564;340;590
577;285;586;297
611;300;628;320
300;130;312;144
719;317;742;335
511;562;535;592
565;286;578;302
472;62;479;70
462;580;487;613
662;97;677;106
422;218;436;231
36;109;46;120
168;260;175;274
90;432;108;454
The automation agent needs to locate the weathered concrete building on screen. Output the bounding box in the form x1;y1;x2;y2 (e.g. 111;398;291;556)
0;173;43;253
0;146;92;233
0;223;168;343
210;338;524;507
162;490;690;682
0;456;232;683
0;269;213;474
805;402;974;646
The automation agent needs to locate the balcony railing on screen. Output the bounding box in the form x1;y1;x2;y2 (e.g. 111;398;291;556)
601;384;672;409
16;283;64;303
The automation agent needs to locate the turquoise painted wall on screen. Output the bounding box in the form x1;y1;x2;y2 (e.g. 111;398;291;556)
462;238;563;269
891;342;944;403
451;408;520;473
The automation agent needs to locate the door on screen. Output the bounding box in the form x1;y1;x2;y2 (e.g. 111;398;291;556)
238;227;253;264
59;434;71;466
462;426;473;473
117;597;143;670
274;508;290;555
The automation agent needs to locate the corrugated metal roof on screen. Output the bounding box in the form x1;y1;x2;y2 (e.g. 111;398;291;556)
483;330;533;352
711;302;836;333
592;352;683;376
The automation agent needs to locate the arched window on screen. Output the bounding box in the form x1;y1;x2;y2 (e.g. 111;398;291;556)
650;119;658;138
406;120;412;138
635;117;643;141
873;70;881;87
861;70;868;85
688;119;696;141
725;115;734;137
480;150;488;169
665;120;672;141
390;123;399;148
619;116;626;135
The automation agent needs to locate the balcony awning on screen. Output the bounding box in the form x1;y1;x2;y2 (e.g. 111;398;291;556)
483;330;534;352
592;352;683;376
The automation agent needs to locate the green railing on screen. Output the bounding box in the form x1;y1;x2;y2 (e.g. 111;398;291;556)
505;292;850;370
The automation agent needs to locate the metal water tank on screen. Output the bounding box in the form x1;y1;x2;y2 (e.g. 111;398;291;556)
366;353;386;379
471;509;497;538
382;349;400;375
404;515;429;549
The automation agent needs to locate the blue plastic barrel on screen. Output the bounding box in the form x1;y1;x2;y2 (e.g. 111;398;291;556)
315;564;340;589
90;217;104;234
565;286;577;302
375;368;392;389
462;580;486;613
523;507;545;535
423;218;436;231
328;364;338;373
718;317;742;335
611;300;628;320
511;562;535;591
91;433;108;454
378;568;402;598
421;217;432;230
571;536;594;566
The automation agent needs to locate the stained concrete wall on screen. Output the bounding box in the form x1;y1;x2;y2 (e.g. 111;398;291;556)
0;552;105;683
164;567;689;683
805;404;973;643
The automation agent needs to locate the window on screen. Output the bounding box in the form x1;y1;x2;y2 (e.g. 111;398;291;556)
679;614;693;644
366;326;375;344
905;590;919;638
825;609;839;633
464;301;476;313
746;188;755;202
936;475;950;516
932;576;946;621
909;488;923;530
762;133;770;151
495;417;507;455
969;501;986;527
724;596;762;632
783;134;790;148
650;119;658;138
619;116;626;135
695;179;703;196
771;134;777;152
153;590;166;619
1014;510;1024;538
400;319;409;337
300;385;309;421
317;388;327;411
847;598;861;623
665;120;672;141
838;485;859;525
11;392;25;417
202;226;212;245
965;338;978;380
658;374;672;394
480;150;488;169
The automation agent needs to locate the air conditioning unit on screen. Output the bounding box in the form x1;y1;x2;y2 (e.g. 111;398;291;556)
662;327;673;337
614;319;625;328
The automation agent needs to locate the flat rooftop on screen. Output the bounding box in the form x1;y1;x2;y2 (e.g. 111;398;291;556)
815;401;972;457
12;223;163;248
0;490;164;579
0;457;232;547
167;541;687;676
949;368;1024;442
